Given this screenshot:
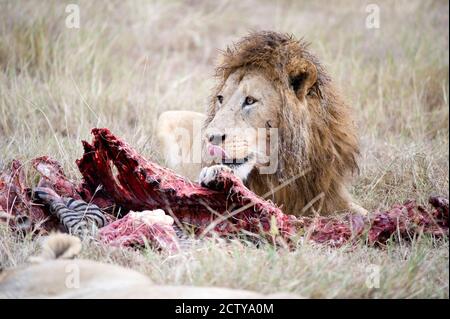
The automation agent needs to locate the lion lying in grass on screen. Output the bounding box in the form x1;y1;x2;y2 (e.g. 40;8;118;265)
0;233;299;298
157;31;366;216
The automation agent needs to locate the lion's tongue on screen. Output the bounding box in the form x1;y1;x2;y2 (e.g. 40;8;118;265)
208;144;228;159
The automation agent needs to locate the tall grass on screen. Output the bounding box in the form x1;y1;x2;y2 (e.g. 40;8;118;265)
0;0;448;298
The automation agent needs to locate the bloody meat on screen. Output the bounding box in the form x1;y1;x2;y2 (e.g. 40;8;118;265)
0;128;448;249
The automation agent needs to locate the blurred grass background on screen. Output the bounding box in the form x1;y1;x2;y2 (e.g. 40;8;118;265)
0;0;448;298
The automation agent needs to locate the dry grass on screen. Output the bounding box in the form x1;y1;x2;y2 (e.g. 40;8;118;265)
1;225;448;298
0;0;448;298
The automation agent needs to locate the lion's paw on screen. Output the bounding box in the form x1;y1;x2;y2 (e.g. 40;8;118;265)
199;165;233;190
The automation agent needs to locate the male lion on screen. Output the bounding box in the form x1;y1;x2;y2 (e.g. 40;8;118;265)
157;31;366;216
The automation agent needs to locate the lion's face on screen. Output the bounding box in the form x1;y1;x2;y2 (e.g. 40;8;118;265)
202;63;321;182
199;31;360;215
203;69;282;180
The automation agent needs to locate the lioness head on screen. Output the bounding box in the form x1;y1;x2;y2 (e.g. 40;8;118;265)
203;31;360;215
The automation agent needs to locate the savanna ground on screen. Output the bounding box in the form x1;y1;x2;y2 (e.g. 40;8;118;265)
0;0;448;298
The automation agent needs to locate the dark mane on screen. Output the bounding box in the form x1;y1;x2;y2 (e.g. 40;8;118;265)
216;31;331;100
205;31;360;215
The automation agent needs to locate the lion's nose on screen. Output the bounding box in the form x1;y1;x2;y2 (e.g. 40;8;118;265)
207;132;226;145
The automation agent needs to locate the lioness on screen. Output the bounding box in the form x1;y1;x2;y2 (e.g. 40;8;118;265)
0;233;299;299
157;31;366;216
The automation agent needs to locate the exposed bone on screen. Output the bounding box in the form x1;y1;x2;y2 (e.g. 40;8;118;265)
0;128;448;249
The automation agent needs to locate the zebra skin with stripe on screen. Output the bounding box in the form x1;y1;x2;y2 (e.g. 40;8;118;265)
33;187;198;249
34;187;107;237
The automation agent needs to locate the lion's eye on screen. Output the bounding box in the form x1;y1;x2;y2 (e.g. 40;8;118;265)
217;95;224;104
244;96;257;106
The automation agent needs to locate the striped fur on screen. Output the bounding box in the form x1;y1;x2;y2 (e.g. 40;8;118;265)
34;188;107;237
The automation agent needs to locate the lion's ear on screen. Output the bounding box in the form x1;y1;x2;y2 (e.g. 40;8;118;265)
288;59;318;99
